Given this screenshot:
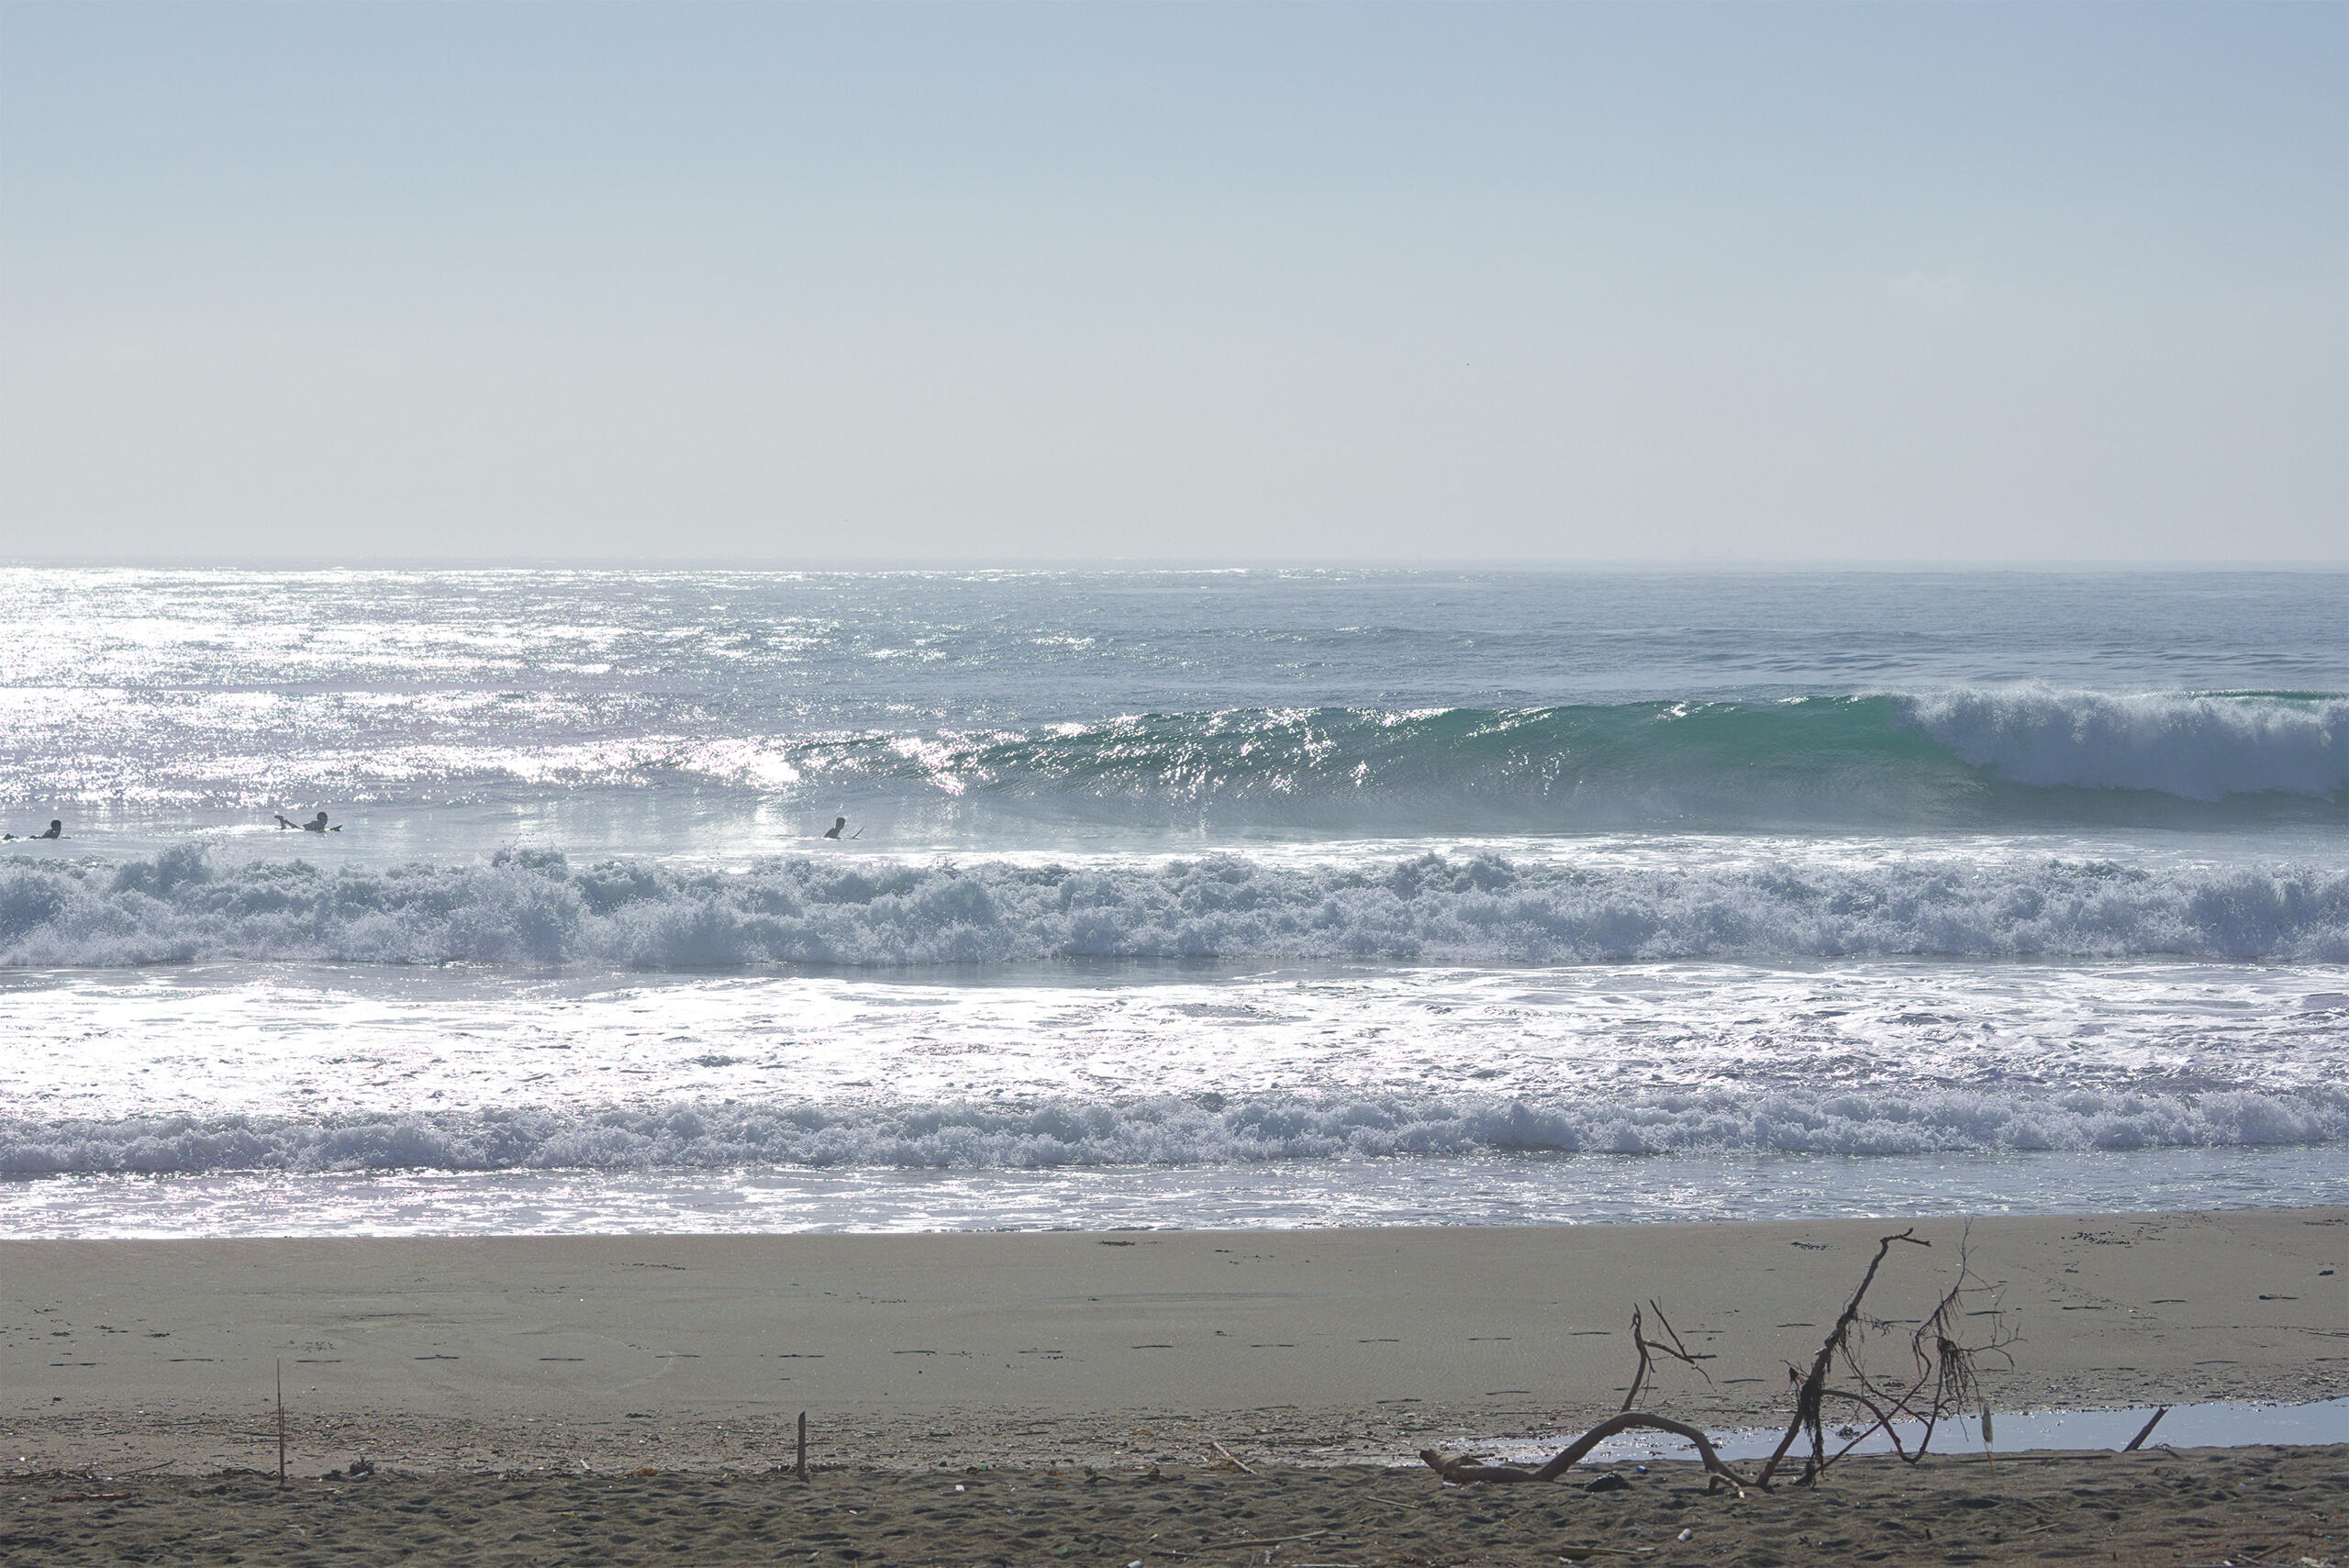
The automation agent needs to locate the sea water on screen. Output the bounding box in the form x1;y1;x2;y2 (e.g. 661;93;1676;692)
0;566;2342;1236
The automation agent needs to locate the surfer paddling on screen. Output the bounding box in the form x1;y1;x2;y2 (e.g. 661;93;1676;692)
821;816;862;840
2;818;63;841
274;810;340;833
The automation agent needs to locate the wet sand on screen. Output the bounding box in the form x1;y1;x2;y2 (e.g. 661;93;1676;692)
4;1446;2343;1566
3;1207;2341;1481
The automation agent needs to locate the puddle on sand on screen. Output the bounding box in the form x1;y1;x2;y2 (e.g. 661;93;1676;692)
1479;1396;2349;1466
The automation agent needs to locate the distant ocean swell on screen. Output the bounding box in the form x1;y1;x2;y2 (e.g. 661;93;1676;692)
6;1085;2343;1176
5;845;2344;967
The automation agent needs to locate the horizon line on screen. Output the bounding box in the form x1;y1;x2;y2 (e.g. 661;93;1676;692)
2;555;2343;573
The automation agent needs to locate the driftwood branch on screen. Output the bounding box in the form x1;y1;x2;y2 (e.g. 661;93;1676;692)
1752;1226;2021;1488
1755;1229;1928;1488
1898;1240;2017;1464
1817;1385;1913;1462
1620;1299;1715;1412
1417;1224;2021;1498
1420;1412;1752;1494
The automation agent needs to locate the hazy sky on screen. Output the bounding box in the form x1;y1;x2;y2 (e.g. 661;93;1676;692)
3;2;2343;563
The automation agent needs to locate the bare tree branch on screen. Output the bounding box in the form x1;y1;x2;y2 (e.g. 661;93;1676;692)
1756;1229;1931;1488
1421;1412;1752;1494
1620;1299;1717;1412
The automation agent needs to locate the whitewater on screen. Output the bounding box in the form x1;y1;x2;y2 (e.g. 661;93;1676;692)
0;565;2342;1236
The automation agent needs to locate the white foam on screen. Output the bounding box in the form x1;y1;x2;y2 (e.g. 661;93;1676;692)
5;1082;2343;1176
4;844;2343;969
1904;688;2348;800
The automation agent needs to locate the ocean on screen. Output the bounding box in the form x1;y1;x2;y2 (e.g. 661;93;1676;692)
1;565;2343;1237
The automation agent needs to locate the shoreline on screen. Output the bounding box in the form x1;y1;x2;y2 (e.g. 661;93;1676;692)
6;1207;2341;1479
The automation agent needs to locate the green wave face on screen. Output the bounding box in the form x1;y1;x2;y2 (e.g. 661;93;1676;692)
775;693;2347;833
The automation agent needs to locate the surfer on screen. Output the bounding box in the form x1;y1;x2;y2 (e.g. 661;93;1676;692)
274;810;340;833
822;816;849;840
2;819;63;841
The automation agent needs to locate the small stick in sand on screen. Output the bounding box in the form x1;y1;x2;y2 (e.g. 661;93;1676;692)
2122;1406;2167;1452
275;1360;286;1488
1208;1439;1258;1476
796;1411;807;1478
1186;1529;1328;1551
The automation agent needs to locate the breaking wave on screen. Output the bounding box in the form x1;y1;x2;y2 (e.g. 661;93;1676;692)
8;688;2339;833
763;688;2344;830
1899;689;2347;800
4;842;2344;968
6;1084;2343;1176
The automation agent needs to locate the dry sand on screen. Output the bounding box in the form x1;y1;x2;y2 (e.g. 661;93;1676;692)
1;1207;2343;1564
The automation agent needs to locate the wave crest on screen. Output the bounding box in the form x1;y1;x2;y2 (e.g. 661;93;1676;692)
765;690;2343;830
1900;689;2347;800
802;691;2349;826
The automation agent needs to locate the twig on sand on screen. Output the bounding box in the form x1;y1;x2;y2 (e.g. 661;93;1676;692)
1620;1300;1715;1412
1208;1439;1258;1476
275;1361;286;1489
1184;1529;1330;1551
2122;1407;2168;1452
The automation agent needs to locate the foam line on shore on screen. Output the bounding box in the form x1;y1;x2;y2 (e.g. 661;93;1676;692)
6;1081;2346;1176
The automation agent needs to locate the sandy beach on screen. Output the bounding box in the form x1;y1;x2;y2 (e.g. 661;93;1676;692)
1;1207;2342;1563
3;1207;2341;1483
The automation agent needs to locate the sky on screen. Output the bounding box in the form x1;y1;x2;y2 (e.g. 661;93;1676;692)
1;2;2343;564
